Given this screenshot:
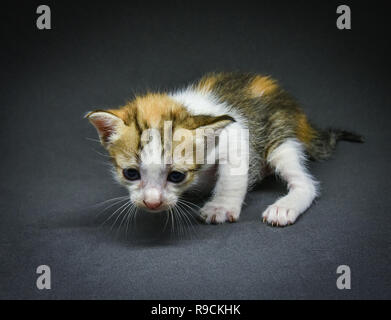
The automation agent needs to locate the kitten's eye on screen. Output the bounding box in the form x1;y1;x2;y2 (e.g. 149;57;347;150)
123;168;140;181
167;171;186;183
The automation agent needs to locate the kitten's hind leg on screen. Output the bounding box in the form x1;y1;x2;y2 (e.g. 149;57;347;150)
262;139;318;226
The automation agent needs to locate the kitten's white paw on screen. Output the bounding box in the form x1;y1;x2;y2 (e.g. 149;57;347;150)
200;202;241;224
262;204;299;227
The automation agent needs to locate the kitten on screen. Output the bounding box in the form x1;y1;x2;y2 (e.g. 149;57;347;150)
86;72;363;226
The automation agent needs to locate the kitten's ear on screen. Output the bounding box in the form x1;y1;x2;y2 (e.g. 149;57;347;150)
85;110;125;146
190;115;235;133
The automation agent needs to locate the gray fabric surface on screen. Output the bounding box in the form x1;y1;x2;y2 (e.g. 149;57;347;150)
0;1;390;299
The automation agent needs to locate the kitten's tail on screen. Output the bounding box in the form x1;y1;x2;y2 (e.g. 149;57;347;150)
306;128;364;161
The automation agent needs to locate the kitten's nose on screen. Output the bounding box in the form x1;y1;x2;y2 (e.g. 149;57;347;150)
143;187;162;210
143;200;162;210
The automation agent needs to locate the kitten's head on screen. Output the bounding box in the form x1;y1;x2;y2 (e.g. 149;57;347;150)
86;93;233;212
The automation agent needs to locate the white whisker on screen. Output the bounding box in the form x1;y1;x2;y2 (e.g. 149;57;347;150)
101;200;130;227
110;201;132;231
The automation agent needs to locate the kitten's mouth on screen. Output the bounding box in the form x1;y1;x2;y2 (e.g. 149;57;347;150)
141;201;167;212
143;207;165;213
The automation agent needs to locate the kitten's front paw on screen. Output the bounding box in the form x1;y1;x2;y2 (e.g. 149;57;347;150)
262;204;299;227
200;203;241;224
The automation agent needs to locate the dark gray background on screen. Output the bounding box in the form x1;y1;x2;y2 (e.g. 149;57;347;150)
1;0;390;299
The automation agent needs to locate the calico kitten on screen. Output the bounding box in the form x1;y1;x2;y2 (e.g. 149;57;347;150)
86;72;363;226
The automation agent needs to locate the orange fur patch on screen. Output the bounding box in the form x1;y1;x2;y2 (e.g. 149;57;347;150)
196;75;218;92
133;94;185;128
296;114;316;145
249;76;278;97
